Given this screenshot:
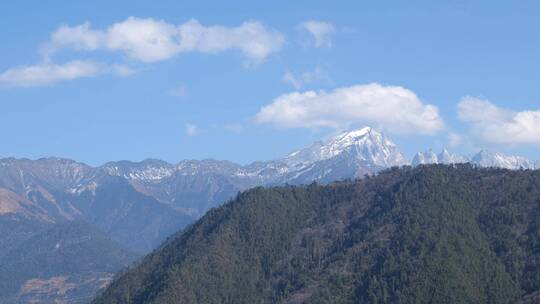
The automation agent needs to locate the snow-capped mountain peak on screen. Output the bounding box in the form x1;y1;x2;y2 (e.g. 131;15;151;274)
438;148;452;162
411;148;538;170
412;148;469;166
472;150;539;170
412;150;438;166
97;129;540;190
333;126;373;142
282;126;408;168
438;148;469;164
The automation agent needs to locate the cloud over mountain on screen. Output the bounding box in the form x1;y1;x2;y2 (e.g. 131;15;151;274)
458;97;540;145
255;83;445;135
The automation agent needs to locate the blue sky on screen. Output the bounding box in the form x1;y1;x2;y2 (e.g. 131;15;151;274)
1;0;539;165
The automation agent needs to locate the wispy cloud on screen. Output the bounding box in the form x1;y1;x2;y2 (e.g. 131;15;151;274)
0;61;100;88
0;60;130;88
45;17;285;64
185;123;199;136
282;66;331;89
458;97;540;145
1;17;285;89
298;20;335;48
255;83;444;135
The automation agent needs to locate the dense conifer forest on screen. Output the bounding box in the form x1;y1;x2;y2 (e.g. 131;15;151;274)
93;164;540;304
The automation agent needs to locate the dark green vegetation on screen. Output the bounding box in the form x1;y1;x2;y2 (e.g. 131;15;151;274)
0;221;137;303
94;165;540;304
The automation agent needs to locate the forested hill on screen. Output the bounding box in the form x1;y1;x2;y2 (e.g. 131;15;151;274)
93;164;540;304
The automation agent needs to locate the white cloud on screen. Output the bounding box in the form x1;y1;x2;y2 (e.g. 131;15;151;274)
3;17;283;88
298;20;335;48
46;17;285;63
0;61;133;88
106;18;181;62
255;83;444;135
177;19;284;64
458;96;540;145
282;66;331;89
0;60;119;88
45;22;104;54
185;123;199;136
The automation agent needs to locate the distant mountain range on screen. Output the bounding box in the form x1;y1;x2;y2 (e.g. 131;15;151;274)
1;126;538;302
412;148;539;169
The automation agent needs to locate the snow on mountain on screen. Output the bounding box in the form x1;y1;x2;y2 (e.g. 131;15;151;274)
472;150;539;170
438;148;469;164
102;159;175;182
267;127;409;183
281;126;409;169
101;127;409;188
412;150;439;166
411;148;538;170
95;128;540;188
412;148;469;166
92;127;410;214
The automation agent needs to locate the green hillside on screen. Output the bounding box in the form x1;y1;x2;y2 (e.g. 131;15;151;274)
94;164;540;304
